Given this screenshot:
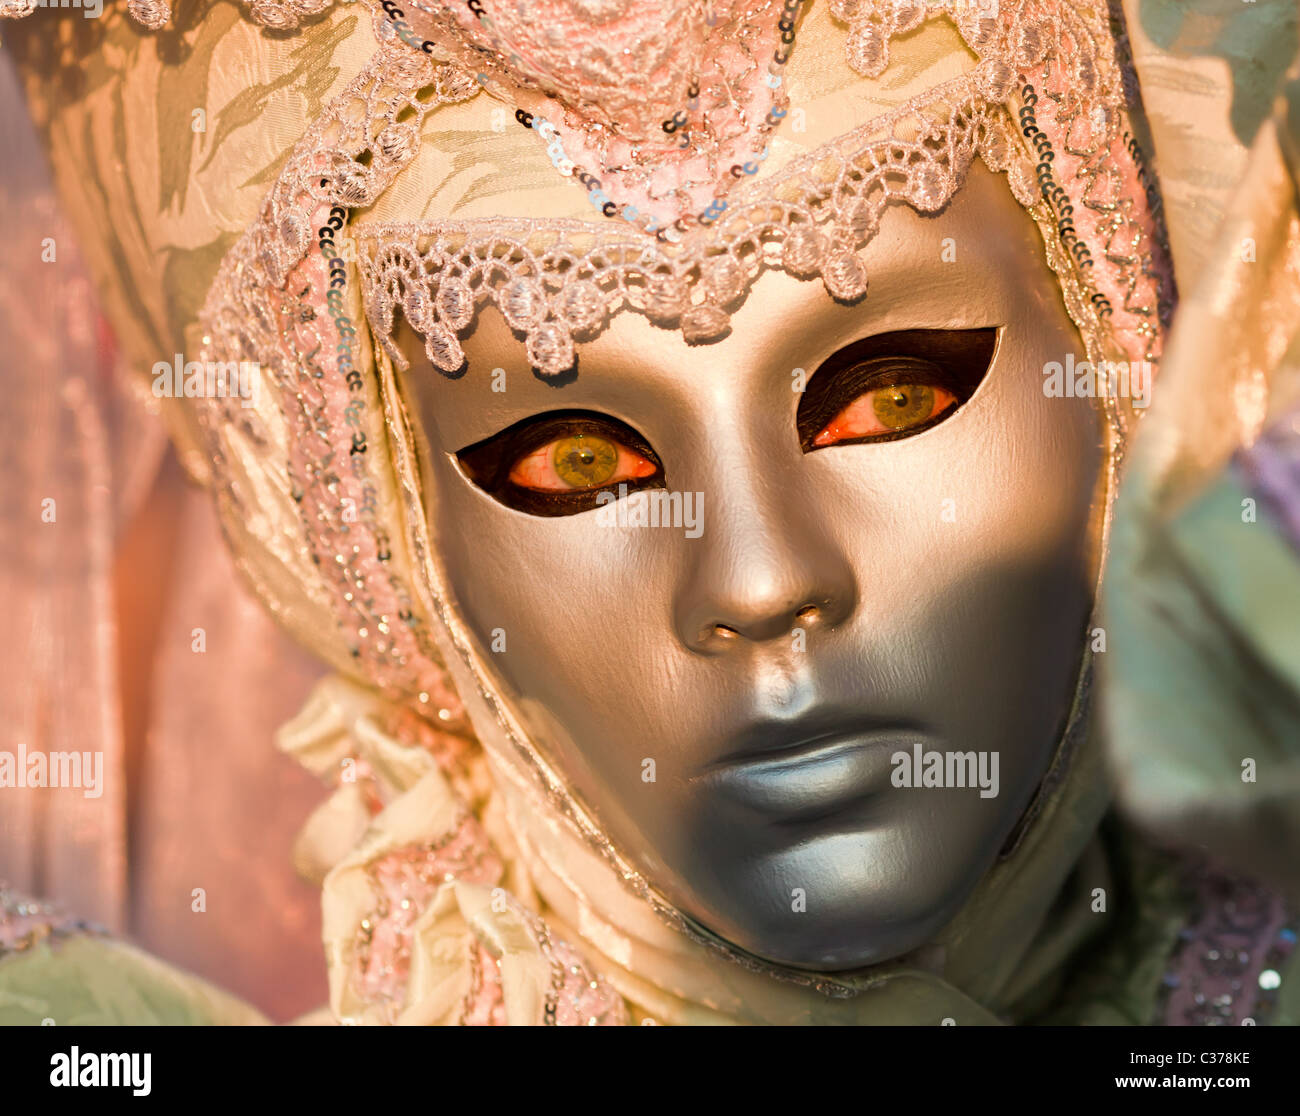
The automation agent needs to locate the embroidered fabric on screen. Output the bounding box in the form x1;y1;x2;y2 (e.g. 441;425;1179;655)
0;0;334;31
0;887;107;963
195;37;480;701
281;673;630;1024
1155;863;1297;1026
392;0;802;224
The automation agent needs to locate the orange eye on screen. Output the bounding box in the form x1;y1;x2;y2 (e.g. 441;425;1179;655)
508;432;659;492
811;382;958;447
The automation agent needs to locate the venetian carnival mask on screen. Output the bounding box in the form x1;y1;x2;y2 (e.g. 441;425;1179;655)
327;0;1165;971
393;154;1109;968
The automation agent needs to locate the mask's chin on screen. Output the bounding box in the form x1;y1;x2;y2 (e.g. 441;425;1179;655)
443;599;1096;977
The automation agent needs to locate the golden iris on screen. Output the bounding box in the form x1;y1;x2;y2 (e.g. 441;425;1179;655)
553;435;618;488
872;384;935;430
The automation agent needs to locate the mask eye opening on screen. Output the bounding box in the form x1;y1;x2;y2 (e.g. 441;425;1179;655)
454;408;666;517
796;327;1000;452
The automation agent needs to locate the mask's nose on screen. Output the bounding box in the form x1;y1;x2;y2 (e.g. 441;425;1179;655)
672;450;859;655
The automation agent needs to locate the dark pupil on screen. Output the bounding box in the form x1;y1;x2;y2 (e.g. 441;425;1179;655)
889;390;910;408
570;447;596;468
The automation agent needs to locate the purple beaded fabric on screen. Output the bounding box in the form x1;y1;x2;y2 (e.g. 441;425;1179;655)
1156;864;1297;1026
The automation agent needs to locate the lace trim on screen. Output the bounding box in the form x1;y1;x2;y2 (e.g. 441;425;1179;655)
358;80;995;378
196;28;480;700
349;0;1171;451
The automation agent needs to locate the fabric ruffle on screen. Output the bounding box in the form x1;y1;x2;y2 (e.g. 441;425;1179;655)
278;675;628;1025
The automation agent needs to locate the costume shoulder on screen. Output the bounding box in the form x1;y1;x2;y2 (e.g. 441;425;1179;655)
1039;834;1300;1026
0;891;268;1026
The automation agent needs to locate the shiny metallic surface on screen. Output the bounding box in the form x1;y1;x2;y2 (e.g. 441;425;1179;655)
399;163;1104;970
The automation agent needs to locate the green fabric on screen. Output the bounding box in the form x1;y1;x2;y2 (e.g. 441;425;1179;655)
1034;820;1193;1024
0;936;268;1026
1136;0;1298;148
1104;463;1300;891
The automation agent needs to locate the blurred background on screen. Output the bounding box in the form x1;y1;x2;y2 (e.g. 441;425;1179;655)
0;48;327;1019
